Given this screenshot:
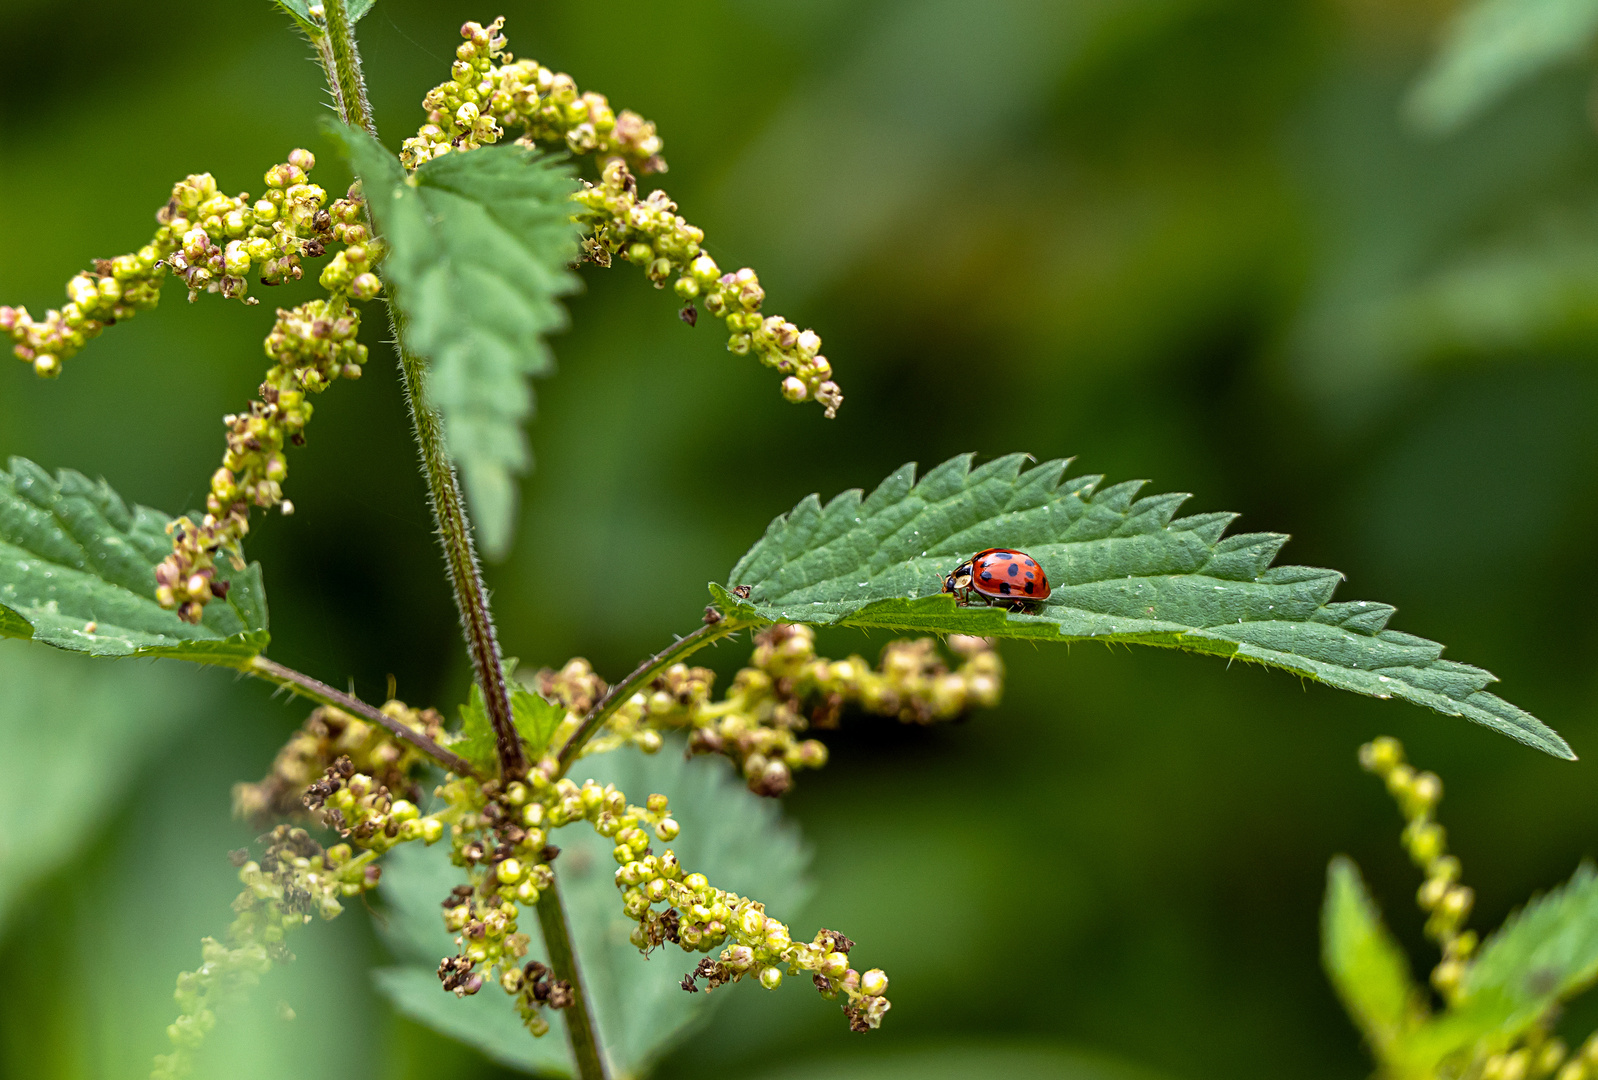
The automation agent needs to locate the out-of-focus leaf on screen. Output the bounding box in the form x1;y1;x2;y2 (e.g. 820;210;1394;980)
1392;865;1598;1070
1321;856;1425;1060
1386;214;1598;359
330;123;581;561
747;1040;1175;1080
0;643;210;933
1459;862;1598;1034
1288;66;1592;410
375;748;810;1077
270;0;376;36
1406;0;1598;135
0;457;269;666
718;0;1198;298
719;453;1570;758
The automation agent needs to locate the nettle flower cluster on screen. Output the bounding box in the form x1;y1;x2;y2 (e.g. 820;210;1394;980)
154;825;383;1080
233;700;447;822
401;18;843;417
157;154;380;622
1359;737;1476;997
537;625;1003;795
430;767;889;1037
3;146;381;623
4;16;842;629
162;624;1007;1070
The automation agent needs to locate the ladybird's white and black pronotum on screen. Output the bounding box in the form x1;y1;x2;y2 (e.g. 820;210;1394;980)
940;548;1052;612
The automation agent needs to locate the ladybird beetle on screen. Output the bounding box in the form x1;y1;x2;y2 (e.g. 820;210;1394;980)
941;548;1052;611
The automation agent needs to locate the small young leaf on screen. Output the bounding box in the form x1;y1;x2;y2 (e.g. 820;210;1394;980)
375;747;811;1076
0;457;269;666
1322;856;1425;1060
450;684;570;772
450;684;501;775
1406;0;1598;135
270;0;376;37
721;453;1570;758
513;685;567;757
330;123;582;561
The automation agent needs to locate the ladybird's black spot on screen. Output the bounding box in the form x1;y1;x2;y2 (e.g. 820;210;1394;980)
994;552;1013;560
1007;563;1019;577
1025;571;1034;580
998;582;1012;595
980;571;992;581
1024;582;1035;594
1023;558;1036;568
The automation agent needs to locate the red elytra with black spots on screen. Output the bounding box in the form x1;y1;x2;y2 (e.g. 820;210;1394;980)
941;548;1052;610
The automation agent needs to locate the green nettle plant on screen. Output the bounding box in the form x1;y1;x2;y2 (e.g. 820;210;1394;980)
0;4;1592;1079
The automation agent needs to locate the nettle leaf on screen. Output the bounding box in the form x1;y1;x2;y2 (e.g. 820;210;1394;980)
0;644;213;934
271;0;376;36
1322;856;1425;1060
375;747;810;1077
0;457;268;666
1406;0;1598;135
451;684;570;774
720;453;1569;758
332;123;581;561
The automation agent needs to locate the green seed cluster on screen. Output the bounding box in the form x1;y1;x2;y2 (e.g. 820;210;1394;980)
2;172;218;378
3;150;361;383
155;162;378;623
163;149;342;299
233;700;447;822
1360;736;1476;999
560;625;1002;796
396;17;841;418
573;159;843;418
609;806;891;1031
152;827;388;1080
1476;1034;1580;1080
304;757;448;854
1358;738;1598;1079
400;18;665;174
1552;1032;1598;1080
427;771;621;1036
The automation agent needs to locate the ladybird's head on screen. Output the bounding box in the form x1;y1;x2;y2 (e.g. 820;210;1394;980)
942;561;973;594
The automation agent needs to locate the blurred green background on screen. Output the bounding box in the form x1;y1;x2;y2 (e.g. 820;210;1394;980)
5;0;1598;1076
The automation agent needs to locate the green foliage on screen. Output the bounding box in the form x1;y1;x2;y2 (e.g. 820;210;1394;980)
1455;863;1598;1039
0;457;268;666
1406;0;1598;134
375;747;811;1076
1322;857;1424;1060
0;645;211;934
331;124;582;560
452;682;569;773
747;1042;1175;1080
719;453;1569;758
272;0;375;36
1386;217;1598;359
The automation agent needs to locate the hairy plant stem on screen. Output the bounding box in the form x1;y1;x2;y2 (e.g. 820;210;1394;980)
319;0;525;781
320;0;373;134
535;874;608;1080
249;655;475;776
555;617;753;776
315;7;593;1076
